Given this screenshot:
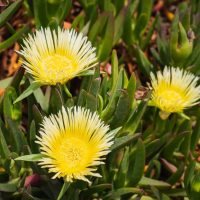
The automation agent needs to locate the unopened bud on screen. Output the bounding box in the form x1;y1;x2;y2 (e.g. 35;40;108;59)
170;22;193;65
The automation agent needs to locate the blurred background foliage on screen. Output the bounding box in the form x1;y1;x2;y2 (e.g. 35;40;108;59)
0;0;200;199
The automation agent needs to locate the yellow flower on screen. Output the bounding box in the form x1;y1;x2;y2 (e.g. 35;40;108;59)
36;106;114;183
150;67;200;113
19;28;97;85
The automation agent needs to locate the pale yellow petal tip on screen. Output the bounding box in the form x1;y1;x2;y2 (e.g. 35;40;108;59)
20;28;97;85
36;106;114;183
150;66;200;113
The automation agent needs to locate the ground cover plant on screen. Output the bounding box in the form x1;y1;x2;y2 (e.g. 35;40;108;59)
0;0;200;199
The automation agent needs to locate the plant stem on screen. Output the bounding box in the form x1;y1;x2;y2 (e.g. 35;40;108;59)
57;182;70;200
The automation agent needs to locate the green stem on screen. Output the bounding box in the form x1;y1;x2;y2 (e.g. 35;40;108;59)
63;85;72;98
57;182;70;200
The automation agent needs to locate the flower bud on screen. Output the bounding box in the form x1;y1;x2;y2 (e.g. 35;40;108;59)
170;22;193;65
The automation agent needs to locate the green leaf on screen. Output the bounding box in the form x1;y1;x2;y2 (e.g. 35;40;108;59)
167;163;184;185
3;87;21;121
105;187;141;199
162;132;188;160
0;178;20;192
111;133;141;152
88;13;108;44
98;13;114;61
10;67;25;89
190;172;200;200
0;68;24;90
33;104;43;125
0;0;22;27
127;73;136;109
85;92;97;112
49;86;63;114
21;192;46;200
141;14;159;50
29;121;39;153
108;127;122;139
14;82;42;104
80;184;112;198
0;77;12;89
184;161;196;189
122;0;139;44
6;118;25;153
78;70;96;76
128;139;145;186
15;154;43;162
99;74;109;100
110;50;119;92
109;90;131;128
134;13;148;39
97;94;104;113
33;87;48;112
151;187;166;199
52;0;72;25
113;7;125;44
71;13;85;29
88;77;101;96
134;0;153;41
0;127;10;159
114;0;124;15
137;0;152;21
164;188;187;197
170;20;193;65
33;0;49;27
133;45;153;76
180;132;191;158
77;89;86;107
139;177;171;188
146;134;168;158
114;147;129;188
156;35;171;65
123;99;148;133
0;26;30;52
101;68;123;121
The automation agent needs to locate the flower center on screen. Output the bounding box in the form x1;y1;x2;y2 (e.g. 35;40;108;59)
40;54;77;83
156;88;186;112
160;90;182;102
57;137;88;170
61;138;85;166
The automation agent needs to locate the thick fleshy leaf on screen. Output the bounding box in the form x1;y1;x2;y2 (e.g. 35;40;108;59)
3;87;21;121
14;82;42;104
80;184;112;199
123;99;148;133
98;13;114;61
0;127;10;159
0;178;20;192
100;68;123;121
105;187;141;199
111;133;141;152
0;0;22;27
0;26;30;52
15;154;43;162
114;147;129;188
128;139;145;186
139;177;171;188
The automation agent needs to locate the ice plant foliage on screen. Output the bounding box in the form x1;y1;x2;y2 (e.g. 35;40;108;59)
19;28;97;85
36;106;114;183
150;67;200;113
